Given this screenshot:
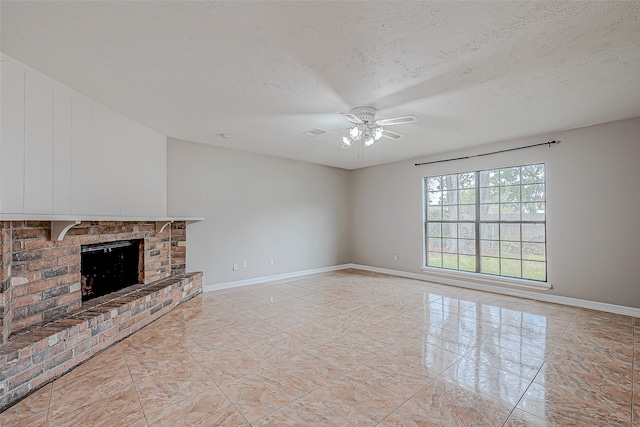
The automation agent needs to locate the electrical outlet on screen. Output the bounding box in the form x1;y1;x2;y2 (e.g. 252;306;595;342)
242;260;247;268
393;254;399;261
233;263;239;271
269;258;274;265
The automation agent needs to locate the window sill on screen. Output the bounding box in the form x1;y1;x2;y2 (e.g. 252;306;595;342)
420;267;552;291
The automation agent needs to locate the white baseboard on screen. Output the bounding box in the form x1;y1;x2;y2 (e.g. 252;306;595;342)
203;262;639;318
348;264;640;318
202;264;352;292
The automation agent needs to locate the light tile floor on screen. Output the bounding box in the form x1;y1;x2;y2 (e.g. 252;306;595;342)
1;270;638;426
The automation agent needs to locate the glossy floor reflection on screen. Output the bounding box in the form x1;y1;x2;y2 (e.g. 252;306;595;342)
1;270;638;426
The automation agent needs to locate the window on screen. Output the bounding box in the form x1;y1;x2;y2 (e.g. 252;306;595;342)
424;163;546;281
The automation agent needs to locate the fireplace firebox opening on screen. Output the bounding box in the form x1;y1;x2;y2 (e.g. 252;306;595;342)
80;239;144;301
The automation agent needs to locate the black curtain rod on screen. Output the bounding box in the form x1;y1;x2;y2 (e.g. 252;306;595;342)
414;140;558;167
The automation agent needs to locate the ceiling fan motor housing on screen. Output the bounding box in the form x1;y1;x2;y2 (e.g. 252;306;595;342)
349;106;377;125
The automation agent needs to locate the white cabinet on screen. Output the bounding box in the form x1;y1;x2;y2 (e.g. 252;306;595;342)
0;55;167;217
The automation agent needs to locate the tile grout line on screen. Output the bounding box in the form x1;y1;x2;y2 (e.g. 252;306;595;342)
501;308;578;426
185;347;254;427
375;302;526;426
45;382;53;427
118;343;150;427
180;307;334;427
239;290;439;426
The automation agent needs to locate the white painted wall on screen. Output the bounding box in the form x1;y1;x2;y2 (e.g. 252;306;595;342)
166;139;351;287
351;117;640;308
0;55;167;216
3;53;638;309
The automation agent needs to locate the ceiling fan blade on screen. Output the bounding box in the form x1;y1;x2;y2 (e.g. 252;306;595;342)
381;129;404;141
375;115;418;126
341;113;364;125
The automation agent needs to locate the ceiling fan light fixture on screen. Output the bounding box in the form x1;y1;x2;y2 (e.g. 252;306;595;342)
337;106;414;150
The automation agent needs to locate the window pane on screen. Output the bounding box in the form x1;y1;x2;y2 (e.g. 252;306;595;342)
480;240;499;257
443;206;458;220
480;170;499;187
442;174;458;190
459;189;475;204
500;223;520;242
500;241;521;259
428;238;442;251
522;184;545;202
522;164;545;184
500;186;521;203
522;224;545;242
442;190;458;205
522;242;545;261
500;203;521;221
458;223;476;239
481;257;499;274
522;202;545;221
480;187;499;204
427;206;442;220
442;238;458;254
442;223;457;238
480;223;499;240
500;167;521;185
480;204;500;221
458;173;475;188
459;255;476;271
501;259;521;277
427;252;442;267
427;177;442;191
427;223;442;238
523;261;546;280
427;191;442;206
443;253;458;269
459;239;476;255
459;205;475;220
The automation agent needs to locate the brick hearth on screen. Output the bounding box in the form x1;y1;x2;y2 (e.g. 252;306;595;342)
0;220;202;409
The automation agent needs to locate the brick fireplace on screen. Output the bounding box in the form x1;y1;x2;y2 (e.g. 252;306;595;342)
0;220;202;409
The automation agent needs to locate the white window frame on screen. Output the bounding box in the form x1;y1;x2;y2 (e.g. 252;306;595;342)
421;163;550;290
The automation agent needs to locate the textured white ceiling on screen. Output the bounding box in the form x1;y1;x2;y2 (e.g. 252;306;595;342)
2;1;639;169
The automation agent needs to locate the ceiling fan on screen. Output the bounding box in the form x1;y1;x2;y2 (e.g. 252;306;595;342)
339;106;418;149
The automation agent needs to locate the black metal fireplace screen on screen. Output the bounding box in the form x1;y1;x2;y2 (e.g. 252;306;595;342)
80;239;143;301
